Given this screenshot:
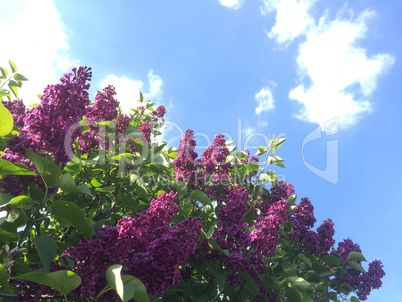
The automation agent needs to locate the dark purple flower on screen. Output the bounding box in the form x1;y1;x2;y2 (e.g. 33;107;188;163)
139;120;152;143
2;99;26;127
197;133;231;178
153;105;166;118
250;200;289;257
173;129;198;182
17;66;92;163
62;191;201;298
85;85;119;122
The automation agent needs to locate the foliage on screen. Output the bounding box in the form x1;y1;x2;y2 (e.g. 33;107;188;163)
0;63;384;301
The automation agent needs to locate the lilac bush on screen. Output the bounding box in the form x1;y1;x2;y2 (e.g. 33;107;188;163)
0;64;385;302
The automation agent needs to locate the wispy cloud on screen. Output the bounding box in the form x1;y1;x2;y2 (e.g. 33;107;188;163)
146;70;164;101
219;0;245;10
261;0;317;44
0;0;77;104
264;2;394;128
100;71;165;114
255;86;275;115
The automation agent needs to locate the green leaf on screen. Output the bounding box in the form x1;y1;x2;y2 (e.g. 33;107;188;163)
8;195;33;209
34;236;57;271
298;253;312;268
95;186;116;193
13;73;28;82
0;102;13;136
12;270;81;296
348;251;367;262
0;89;10;97
24;148;61;188
205;227;215;239
208;239;229;256
51;201;95;237
123;275;149;302
347;260;365;273
8;80;20;98
287;194;297;205
181;201;193;217
77;184;93;196
189;190;211;206
267;155;285;168
0;228;18;241
106;264;150;302
269;137;286;151
236;150;248;161
239;271;259;294
0;193;14;207
259;171;277;182
321;255;344;270
130;139;145;155
153;141;167;153
106;264;125;301
60;173;82;193
256;145;268;156
284;287;303;302
6;209;20;222
173;181;187;195
0;264;11;292
0;66;8;79
285;276;310;292
350;296;360;302
0;158;37;176
125;127;143;138
212;269;226;291
9;60;17;73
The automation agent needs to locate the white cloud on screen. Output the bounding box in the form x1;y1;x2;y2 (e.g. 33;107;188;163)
146;70;164;101
100;70;164;114
0;0;77;104
263;1;394;128
255;86;275;115
289;10;394;128
219;0;245;10
261;0;317;44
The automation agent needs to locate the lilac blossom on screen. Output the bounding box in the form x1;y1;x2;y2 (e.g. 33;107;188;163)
12;66;92;163
173;129;198;182
250;200;290;257
2;99;26;127
62;191;202;298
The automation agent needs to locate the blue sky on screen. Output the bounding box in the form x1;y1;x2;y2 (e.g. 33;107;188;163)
1;0;401;300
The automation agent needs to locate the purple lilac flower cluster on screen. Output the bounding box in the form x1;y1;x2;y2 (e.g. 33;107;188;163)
289;196;336;256
333;239;385;301
0;175;23;196
197;133;231;182
0;67;92;195
173;131;232;185
213;186;257;284
78;86;120;154
18;66;92;163
62;191;202;299
2;99;26;127
85;85;119;121
172;129;198;182
250;200;290;257
152;104;166;120
251;181;295;218
139;120;152;143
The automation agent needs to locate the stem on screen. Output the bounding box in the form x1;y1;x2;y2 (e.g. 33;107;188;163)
0;75;13;89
